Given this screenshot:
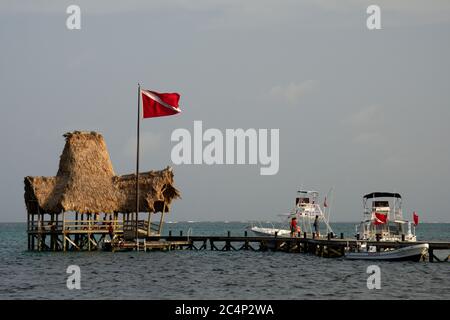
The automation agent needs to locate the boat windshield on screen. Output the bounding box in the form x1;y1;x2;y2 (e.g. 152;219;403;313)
296;197;310;205
373;201;389;208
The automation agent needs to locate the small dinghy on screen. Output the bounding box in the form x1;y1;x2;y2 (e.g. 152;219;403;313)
345;243;429;262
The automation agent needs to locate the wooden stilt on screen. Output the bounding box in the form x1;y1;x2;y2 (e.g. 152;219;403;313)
37;211;41;251
74;212;79;248
65;235;80;250
50;213;54;250
63;212;66;252
429;249;434;262
40;212;44;251
27;212;30;250
147;212;152;237
31;213;35;250
158;202;166;235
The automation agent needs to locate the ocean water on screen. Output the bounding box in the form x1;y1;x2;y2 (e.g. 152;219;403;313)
0;222;449;300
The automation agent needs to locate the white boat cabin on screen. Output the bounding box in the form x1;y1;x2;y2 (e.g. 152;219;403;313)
356;192;416;242
294;190;333;236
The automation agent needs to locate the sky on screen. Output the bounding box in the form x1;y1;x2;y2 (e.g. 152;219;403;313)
1;0;449;222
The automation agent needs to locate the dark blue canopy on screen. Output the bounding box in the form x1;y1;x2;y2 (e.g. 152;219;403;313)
363;192;402;199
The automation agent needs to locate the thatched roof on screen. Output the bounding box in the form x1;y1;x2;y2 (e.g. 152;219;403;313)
24;131;180;215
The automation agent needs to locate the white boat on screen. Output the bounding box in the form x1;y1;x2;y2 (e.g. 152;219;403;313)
354;192;417;242
345;243;429;262
345;192;427;261
249;190;334;237
250;226;291;237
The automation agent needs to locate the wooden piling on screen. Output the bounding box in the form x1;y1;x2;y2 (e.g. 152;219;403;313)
31;213;35;250
201;239;207;250
27;212;30;250
224;231;231;251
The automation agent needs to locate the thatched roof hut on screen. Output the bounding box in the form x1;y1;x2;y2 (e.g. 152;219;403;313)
24;131;180;215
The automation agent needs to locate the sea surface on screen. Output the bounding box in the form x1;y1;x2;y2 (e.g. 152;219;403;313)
0;222;449;300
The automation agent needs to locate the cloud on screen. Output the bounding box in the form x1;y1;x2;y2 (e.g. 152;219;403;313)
344;105;386;144
345;105;382;127
270;80;318;105
352;132;384;145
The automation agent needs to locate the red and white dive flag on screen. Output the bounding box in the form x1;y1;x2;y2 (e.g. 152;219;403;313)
141;89;181;118
373;212;387;225
413;211;419;226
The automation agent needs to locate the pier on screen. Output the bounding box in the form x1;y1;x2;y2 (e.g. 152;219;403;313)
144;232;450;262
27;223;450;262
24;132;450;262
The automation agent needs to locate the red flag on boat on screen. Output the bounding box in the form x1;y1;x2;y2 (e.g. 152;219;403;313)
373;212;387;225
141;89;181;118
323;196;328;208
413;211;419;226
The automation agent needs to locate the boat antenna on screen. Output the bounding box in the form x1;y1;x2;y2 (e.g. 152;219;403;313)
326;187;334;232
392;188;397;221
322;187;334;234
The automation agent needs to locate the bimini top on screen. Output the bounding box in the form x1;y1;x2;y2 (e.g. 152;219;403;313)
363;192;402;199
297;190;319;195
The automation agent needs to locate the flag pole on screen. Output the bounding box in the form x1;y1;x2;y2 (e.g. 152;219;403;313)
135;83;141;247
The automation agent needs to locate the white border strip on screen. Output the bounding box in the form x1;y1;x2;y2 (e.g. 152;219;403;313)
141;90;181;113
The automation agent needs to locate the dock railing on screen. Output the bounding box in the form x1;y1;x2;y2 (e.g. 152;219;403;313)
28;219;123;233
64;219;123;233
28;220;63;232
123;219;148;231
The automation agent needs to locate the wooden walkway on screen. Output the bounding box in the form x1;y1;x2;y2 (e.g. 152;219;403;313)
109;240;192;251
142;232;450;262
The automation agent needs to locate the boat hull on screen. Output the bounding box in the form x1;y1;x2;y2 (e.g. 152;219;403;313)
345;243;428;262
250;227;291;237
